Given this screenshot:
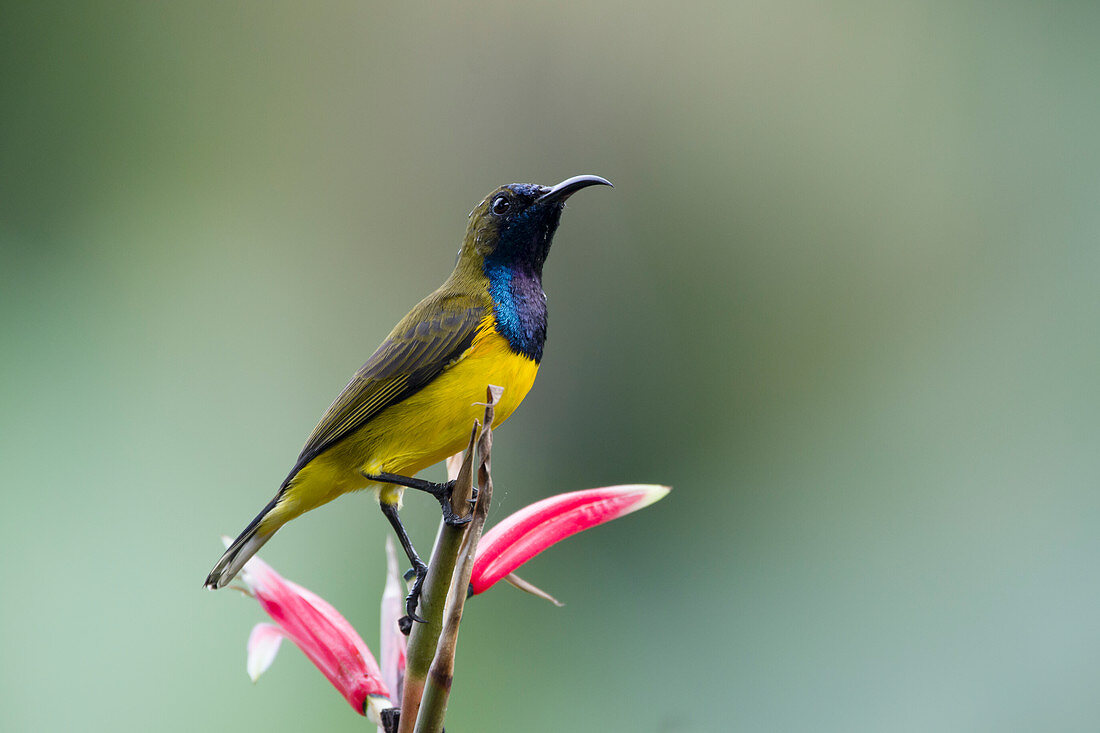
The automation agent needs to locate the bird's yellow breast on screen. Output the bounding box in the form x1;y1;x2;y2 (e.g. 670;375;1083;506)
271;316;538;522
361;316;539;474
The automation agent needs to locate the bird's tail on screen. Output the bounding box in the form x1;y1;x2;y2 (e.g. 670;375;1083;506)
204;495;281;589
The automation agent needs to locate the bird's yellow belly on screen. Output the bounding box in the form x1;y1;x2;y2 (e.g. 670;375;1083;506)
268;324;538;525
352;326;538;479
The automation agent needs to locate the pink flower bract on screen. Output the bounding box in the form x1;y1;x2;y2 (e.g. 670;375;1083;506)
469;484;669;595
379;537;407;703
239;552;390;718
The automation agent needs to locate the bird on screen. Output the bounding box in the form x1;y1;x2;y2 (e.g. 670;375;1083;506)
205;174;612;622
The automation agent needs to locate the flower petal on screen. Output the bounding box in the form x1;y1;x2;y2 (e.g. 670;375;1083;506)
470;484;670;595
246;623;285;682
238;553;390;714
379;537;407;702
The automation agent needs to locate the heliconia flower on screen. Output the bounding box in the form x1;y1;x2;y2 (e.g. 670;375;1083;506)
246;622;285;682
235;548;392;723
378;537;407;704
469;484;670;596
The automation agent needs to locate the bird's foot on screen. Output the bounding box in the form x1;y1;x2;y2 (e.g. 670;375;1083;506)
399;561;428;633
364;472;473;527
438;482;473;527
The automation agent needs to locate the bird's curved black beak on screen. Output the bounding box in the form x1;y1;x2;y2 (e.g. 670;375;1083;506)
537;174;613;204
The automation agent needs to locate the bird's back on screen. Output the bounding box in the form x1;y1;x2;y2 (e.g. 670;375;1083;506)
268;279;539;517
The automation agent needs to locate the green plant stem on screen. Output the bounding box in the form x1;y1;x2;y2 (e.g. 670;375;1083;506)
414;386;500;733
395;422;477;733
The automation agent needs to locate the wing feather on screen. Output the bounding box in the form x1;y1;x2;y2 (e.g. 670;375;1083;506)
283;292;486;483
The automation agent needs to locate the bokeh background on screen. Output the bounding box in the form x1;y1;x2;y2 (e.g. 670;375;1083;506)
3;1;1099;730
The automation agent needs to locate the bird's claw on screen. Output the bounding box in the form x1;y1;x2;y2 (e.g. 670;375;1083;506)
402;562;429;632
441;502;473;527
364;472;474;526
436;480;475;527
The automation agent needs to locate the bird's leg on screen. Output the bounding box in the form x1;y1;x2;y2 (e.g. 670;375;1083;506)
379;502;427;628
364;471;473;527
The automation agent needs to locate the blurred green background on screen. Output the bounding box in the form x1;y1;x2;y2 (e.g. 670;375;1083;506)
3;1;1099;730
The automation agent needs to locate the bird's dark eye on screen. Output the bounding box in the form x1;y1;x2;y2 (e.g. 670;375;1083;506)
490;195;511;216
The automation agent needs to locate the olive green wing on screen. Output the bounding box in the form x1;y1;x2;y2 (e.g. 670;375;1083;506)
284;291;487;483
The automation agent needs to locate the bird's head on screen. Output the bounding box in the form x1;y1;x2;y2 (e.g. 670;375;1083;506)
460;175;612;276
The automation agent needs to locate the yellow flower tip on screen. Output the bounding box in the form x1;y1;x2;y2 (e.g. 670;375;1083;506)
630;484;671;511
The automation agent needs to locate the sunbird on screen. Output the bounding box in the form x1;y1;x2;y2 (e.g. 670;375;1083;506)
205;175;612;620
